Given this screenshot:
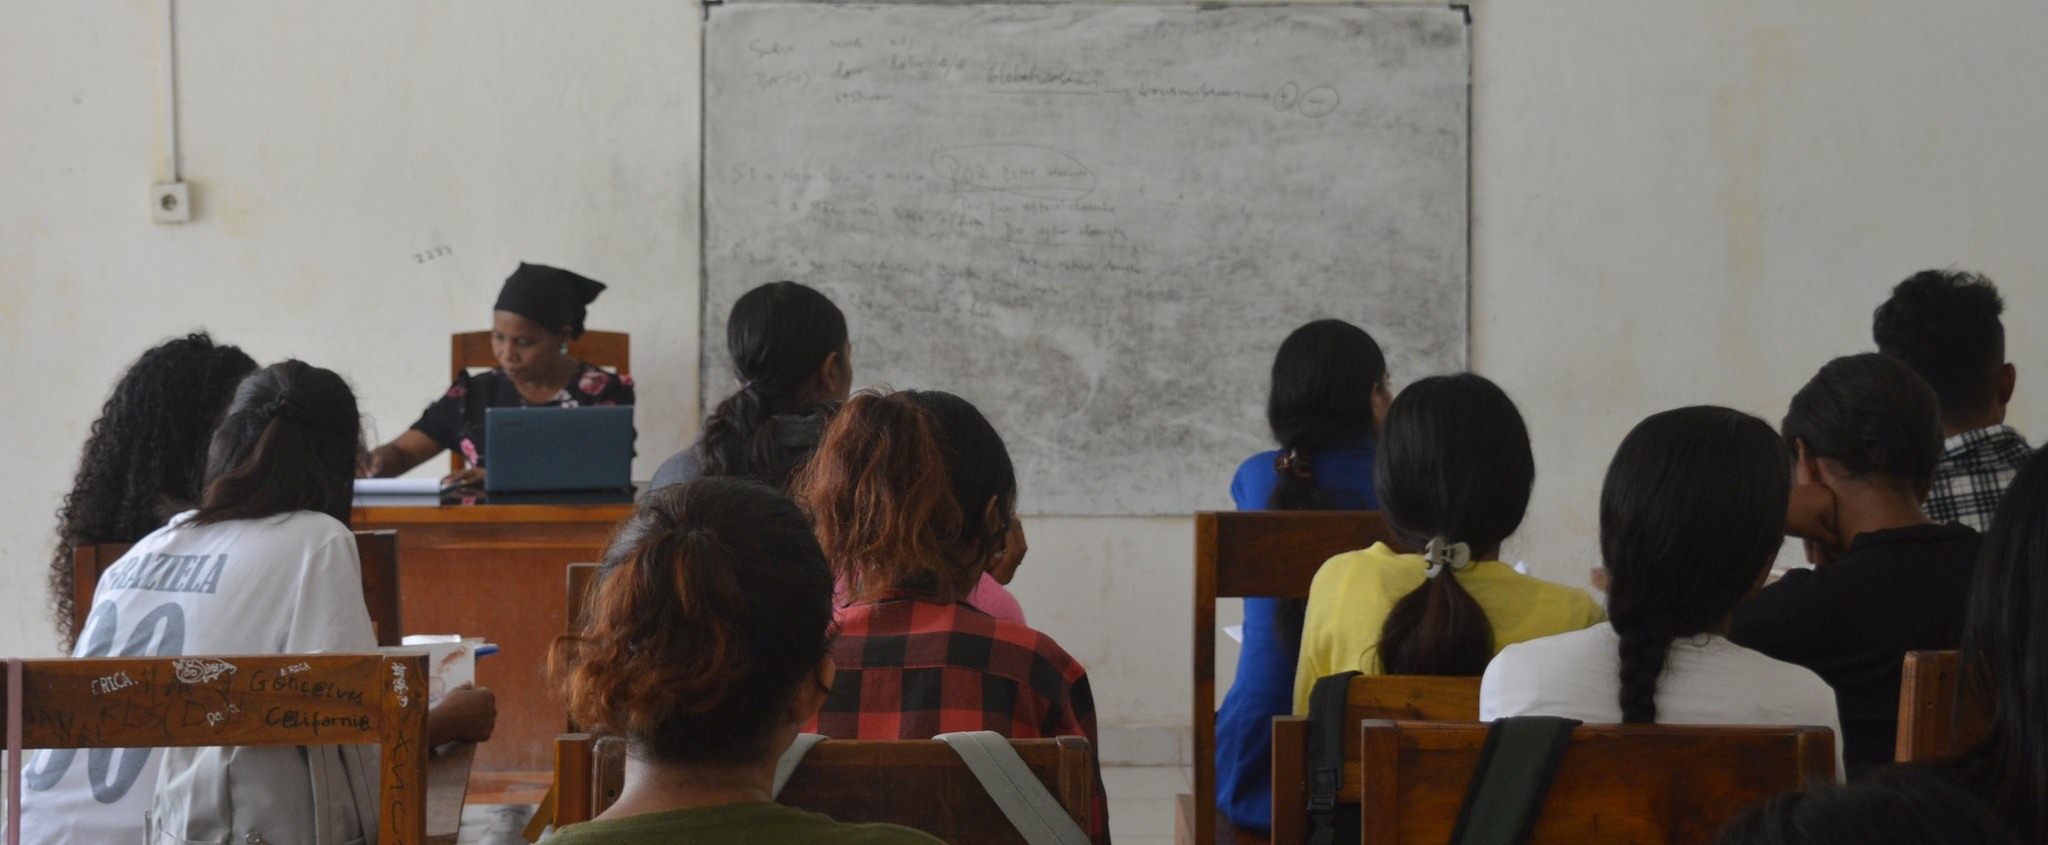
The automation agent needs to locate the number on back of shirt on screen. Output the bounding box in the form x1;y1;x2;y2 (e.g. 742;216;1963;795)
25;600;186;802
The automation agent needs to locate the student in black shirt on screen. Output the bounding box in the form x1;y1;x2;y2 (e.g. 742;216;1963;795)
1729;353;1978;779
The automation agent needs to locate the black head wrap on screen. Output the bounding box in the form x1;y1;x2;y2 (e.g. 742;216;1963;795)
493;263;608;339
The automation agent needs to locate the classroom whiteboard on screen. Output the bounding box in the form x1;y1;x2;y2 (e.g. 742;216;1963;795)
703;3;1469;515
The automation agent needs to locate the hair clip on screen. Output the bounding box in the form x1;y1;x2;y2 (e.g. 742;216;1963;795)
1422;538;1474;579
1274;449;1315;481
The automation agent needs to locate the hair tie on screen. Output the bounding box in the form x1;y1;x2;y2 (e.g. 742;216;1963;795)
1422;538;1474;579
1274;449;1314;481
259;396;299;422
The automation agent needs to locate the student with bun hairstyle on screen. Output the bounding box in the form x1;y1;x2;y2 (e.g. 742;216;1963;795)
1481;407;1843;775
1729;353;1975;778
1215;319;1390;830
653;280;852;492
23;361;496;845
549;479;940;844
1292;374;1603;713
48;331;257;651
795;389;1106;842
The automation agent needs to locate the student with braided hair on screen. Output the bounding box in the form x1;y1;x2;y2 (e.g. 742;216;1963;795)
1480;406;1843;777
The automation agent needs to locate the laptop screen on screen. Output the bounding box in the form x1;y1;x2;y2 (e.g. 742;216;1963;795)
484;406;635;493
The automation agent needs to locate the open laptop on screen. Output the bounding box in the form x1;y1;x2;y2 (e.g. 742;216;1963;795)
484;405;635;494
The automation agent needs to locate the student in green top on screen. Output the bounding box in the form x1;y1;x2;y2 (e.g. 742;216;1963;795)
548;477;942;845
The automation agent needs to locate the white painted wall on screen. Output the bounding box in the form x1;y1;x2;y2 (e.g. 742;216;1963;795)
0;1;702;638
5;0;2048;766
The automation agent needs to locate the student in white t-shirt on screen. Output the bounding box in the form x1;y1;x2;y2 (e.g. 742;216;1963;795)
1480;406;1845;778
20;360;498;844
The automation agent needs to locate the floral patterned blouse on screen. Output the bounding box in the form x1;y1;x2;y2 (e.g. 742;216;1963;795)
409;362;635;468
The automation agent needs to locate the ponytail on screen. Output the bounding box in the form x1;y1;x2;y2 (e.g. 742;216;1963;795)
1377;539;1495;675
1370;375;1532;677
700;383;808;488
554;479;833;765
699;281;848;489
795;390;1012;604
188;360;361;527
1263;319;1387;646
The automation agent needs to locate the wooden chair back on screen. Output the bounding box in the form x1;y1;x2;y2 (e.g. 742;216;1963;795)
1350;720;1835;845
1189;510;1395;844
554;734;1094;844
449;329;631;471
72;530;402;647
3;652;429;844
1896;649;1995;762
562;562;602;734
566;562;602;635
1269;674;1481;843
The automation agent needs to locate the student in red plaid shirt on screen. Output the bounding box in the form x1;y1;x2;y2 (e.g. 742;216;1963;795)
796;389;1111;843
1875;270;2033;532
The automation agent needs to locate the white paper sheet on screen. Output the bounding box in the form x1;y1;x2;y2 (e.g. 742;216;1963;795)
354;478;441;495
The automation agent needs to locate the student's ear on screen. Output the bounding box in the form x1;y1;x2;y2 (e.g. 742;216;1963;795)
1371;375;1394;436
1792;439;1827;488
1999;362;2018;407
984;500;1027;585
788;656;837;726
811;348;853;403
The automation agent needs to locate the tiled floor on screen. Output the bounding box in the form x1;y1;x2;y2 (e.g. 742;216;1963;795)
456;764;1195;843
1102;765;1194;845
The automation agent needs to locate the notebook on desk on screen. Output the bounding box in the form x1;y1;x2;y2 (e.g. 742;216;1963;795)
485;405;635;494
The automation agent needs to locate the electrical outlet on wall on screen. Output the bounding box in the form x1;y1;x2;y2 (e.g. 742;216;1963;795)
151;182;191;224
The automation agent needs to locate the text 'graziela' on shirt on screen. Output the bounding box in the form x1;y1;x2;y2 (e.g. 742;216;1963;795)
101;552;227;595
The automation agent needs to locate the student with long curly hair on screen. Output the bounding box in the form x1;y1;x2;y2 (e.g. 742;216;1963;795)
549;479;940;844
23;361;496;845
794;389;1108;842
48;332;257;651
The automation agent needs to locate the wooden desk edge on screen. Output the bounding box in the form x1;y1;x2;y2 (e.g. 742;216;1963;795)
353;504;636;525
426;742;479;844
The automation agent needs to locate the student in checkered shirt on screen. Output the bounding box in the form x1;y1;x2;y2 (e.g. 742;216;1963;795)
796;389;1111;843
1875;270;2033;531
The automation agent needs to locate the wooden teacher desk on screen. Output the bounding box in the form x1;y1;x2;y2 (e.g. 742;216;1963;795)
352;497;633;772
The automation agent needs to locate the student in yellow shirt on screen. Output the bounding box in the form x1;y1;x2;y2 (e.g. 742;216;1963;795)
1293;373;1605;712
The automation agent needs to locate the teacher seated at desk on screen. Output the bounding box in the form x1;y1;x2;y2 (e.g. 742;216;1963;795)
364;262;634;487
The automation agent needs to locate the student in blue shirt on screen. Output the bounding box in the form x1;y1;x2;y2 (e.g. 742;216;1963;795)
1216;318;1391;831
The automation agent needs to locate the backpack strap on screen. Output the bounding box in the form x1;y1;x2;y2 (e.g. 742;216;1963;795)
935;731;1090;845
1305;670;1361;845
770;732;828;799
1447;716;1582;845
